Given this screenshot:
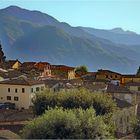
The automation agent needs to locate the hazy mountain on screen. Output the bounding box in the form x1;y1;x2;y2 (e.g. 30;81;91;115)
0;6;140;73
79;27;140;45
110;27;136;35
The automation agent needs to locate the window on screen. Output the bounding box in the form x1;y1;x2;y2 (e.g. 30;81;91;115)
8;88;10;92
110;75;113;78
41;86;44;91
14;97;19;101
36;87;40;92
15;88;18;93
106;75;108;78
7;96;11;100
138;87;140;91
22;88;25;93
115;75;117;78
31;88;33;93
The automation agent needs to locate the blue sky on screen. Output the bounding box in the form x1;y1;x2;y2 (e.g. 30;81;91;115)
0;0;140;33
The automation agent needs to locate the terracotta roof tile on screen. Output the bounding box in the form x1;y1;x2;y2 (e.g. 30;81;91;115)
0;77;44;86
51;65;75;71
34;62;50;71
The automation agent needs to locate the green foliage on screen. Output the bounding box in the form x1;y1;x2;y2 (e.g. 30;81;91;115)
33;88;117;116
74;107;114;139
21;107;114;139
136;66;140;75
133;120;140;139
0;42;6;63
75;65;88;77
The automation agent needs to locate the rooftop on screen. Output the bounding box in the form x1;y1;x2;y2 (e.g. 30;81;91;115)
126;81;140;86
106;84;132;94
122;74;140;78
0;77;44;86
113;97;133;108
0;69;24;79
34;62;50;71
21;62;36;67
83;83;107;92
97;69;121;75
0;60;21;69
51;65;75;71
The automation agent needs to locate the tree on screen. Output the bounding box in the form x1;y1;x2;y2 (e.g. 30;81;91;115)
133;120;140;139
0;42;6;63
32;88;117;116
136;66;140;75
21;107;115;139
21;108;81;139
75;65;88;77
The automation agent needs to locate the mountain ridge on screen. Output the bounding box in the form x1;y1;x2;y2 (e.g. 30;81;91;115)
0;5;140;73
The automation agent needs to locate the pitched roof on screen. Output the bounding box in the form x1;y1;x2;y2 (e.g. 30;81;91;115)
106;84;132;94
125;82;140;86
113;97;133;108
0;71;9;78
20;62;38;73
0;60;20;69
34;62;50;71
0;69;24;79
35;62;50;65
43;79;82;89
43;79;68;88
83;83;107;92
81;72;96;80
0;77;44;86
21;62;36;68
8;70;24;78
122;74;140;78
97;69;121;75
68;78;83;85
51;65;75;71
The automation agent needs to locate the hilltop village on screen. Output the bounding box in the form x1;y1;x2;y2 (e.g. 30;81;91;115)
0;45;140;138
0;59;140;136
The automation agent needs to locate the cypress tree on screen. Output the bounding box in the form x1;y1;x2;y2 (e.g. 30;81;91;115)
0;42;6;63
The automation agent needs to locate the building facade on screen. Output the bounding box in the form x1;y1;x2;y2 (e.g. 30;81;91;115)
51;65;75;80
121;75;140;85
0;78;45;109
95;69;122;81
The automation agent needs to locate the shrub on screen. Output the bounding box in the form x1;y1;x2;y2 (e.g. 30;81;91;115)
33;88;117;115
21;107;114;139
75;65;88;77
133;120;140;139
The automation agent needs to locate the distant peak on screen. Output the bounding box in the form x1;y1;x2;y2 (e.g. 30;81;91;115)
4;5;22;10
6;5;20;8
110;27;136;35
111;27;124;32
0;5;26;13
